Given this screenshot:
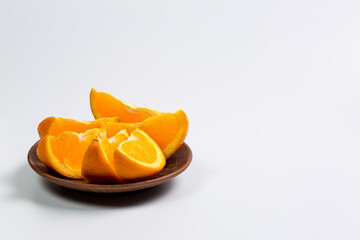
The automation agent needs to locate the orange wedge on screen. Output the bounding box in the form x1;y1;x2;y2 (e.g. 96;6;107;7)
36;128;104;179
106;110;188;158
113;129;166;183
81;129;129;183
38;116;118;139
90;88;160;123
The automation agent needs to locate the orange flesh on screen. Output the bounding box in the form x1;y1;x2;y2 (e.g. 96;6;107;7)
105;110;188;158
139;113;181;150
100;137;115;166
109;129;129;148
81;129;129;183
50;133;80;166
120;131;157;164
113;129;166;183
92;91;155;123
81;139;121;183
37;129;102;179
37;117;56;138
105;122;136;138
51;120;91;137
36;88;189;182
38;116;118;138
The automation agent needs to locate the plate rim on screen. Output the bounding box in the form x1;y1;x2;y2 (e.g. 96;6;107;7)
27;141;192;193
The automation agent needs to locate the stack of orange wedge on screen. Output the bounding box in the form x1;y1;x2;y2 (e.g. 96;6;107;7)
36;89;189;183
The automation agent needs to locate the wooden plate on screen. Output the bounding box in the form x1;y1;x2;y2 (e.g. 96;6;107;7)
27;141;192;193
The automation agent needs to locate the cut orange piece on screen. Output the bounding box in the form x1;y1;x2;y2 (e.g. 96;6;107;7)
139;110;188;158
105;122;137;139
36;128;104;179
90;88;160;123
113;129;166;183
105;110;189;158
81;129;129;183
37;116;118;139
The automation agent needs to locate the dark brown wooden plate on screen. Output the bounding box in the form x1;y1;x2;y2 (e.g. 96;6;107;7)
27;141;192;193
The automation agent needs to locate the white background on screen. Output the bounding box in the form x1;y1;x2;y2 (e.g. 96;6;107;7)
1;0;360;239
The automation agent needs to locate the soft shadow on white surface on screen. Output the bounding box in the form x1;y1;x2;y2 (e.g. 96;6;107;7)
7;164;176;209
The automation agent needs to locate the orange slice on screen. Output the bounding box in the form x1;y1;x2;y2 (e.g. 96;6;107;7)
38;116;118;139
81;129;129;183
113;129;166;183
105;110;188;158
36;128;104;179
90;88;160;123
105;122;137;139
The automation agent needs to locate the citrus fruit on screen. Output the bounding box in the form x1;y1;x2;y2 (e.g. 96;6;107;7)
81;129;129;183
90;88;160;123
36;128;104;179
113;129;166;183
38;116;118;139
105;110;189;158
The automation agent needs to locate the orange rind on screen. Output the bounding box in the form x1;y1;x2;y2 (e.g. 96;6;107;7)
36;128;104;179
81;129;129;183
90;88;160;123
105;110;188;158
38;116;118;139
113;129;166;183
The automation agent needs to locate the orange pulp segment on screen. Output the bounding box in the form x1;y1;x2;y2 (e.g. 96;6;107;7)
81;129;129;183
37;116;118;138
36;128;104;179
105;110;188;158
113;129;166;183
90;88;160;123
